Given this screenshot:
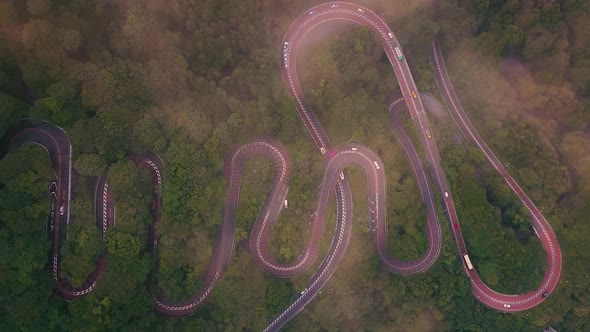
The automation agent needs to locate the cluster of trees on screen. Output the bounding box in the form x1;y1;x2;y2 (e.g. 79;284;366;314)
1;0;589;331
0;145;56;331
434;0;590;330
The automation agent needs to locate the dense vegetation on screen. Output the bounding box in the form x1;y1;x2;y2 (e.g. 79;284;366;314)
1;0;589;331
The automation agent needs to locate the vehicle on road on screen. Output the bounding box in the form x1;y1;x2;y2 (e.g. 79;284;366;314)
59;206;65;216
320;147;326;155
542;291;548;298
444;191;449;198
394;47;403;61
357;8;364;13
309;11;314;15
328;150;337;158
412;91;417;98
284;200;288;209
388;32;393;39
330;4;338;8
373;161;380;170
339;172;345;180
351;147;357;151
425;128;432;138
463;254;473;270
503;304;511;308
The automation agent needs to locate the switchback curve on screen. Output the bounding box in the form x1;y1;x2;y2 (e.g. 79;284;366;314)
429;37;562;312
281;0;444;277
0;1;563;330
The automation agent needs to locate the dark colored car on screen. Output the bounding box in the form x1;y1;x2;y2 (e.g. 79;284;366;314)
542;291;549;298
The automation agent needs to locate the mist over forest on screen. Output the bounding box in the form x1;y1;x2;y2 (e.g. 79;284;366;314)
1;0;589;331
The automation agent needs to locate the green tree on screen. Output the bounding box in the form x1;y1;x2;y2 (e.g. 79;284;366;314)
523;27;555;60
108;232;142;259
27;0;51;16
74;154;107;176
57;28;82;54
0;2;17;26
0;94;29;133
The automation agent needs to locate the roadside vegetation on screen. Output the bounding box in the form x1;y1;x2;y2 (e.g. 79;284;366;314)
1;0;589;331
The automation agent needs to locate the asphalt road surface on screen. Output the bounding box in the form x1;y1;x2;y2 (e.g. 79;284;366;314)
430;37;562;312
0;1;562;329
267;2;449;330
1;119;105;300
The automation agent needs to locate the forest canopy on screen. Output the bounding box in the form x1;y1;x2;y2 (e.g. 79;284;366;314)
1;0;589;331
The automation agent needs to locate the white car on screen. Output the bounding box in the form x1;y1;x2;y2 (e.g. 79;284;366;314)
59;206;65;215
388;32;393;39
503;304;511;308
284;200;288;208
351;147;358;151
373;161;380;170
330;4;338;8
309;11;314;15
357;8;364;13
340;172;345;180
444;192;449;198
320;147;326;155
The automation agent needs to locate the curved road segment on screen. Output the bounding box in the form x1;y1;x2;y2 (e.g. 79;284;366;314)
282;1;444;275
429;37;562;311
0;1;562;330
1;119;106;300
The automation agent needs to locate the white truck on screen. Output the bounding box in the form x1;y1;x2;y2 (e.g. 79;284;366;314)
394;47;403;61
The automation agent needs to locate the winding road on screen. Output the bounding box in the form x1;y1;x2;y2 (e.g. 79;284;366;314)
1;119;105;300
429;37;562;311
0;1;562;330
